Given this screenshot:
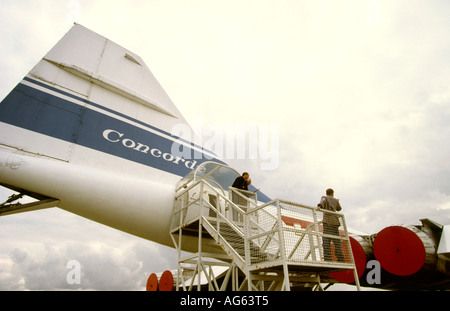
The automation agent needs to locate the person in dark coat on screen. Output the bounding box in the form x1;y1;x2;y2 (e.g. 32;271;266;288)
230;172;252;221
317;188;345;262
232;172;251;191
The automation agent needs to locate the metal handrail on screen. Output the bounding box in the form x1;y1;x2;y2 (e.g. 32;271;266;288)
171;169;361;291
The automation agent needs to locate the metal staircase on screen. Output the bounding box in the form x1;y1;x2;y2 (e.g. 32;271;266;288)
170;162;361;291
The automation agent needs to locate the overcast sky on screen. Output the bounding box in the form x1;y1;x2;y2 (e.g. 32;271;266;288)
1;0;450;290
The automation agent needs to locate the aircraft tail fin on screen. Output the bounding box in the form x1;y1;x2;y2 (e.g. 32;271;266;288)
0;24;209;178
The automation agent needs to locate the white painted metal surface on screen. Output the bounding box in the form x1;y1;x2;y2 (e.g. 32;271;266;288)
438;225;450;254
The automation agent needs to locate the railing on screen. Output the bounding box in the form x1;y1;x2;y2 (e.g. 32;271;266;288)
170;161;360;291
171;177;356;272
172;178;250;269
245;199;355;269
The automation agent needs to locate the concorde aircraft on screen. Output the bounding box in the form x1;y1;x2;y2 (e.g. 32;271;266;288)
1;24;449;291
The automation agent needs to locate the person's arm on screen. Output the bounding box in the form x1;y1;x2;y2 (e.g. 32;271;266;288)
232;177;241;188
317;196;326;210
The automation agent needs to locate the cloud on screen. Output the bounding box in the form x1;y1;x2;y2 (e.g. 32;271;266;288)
0;208;178;290
1;0;450;290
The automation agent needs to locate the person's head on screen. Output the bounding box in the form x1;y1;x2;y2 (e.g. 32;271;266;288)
242;172;249;180
326;188;334;197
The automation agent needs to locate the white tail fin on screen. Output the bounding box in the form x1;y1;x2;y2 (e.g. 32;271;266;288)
0;24;219;179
